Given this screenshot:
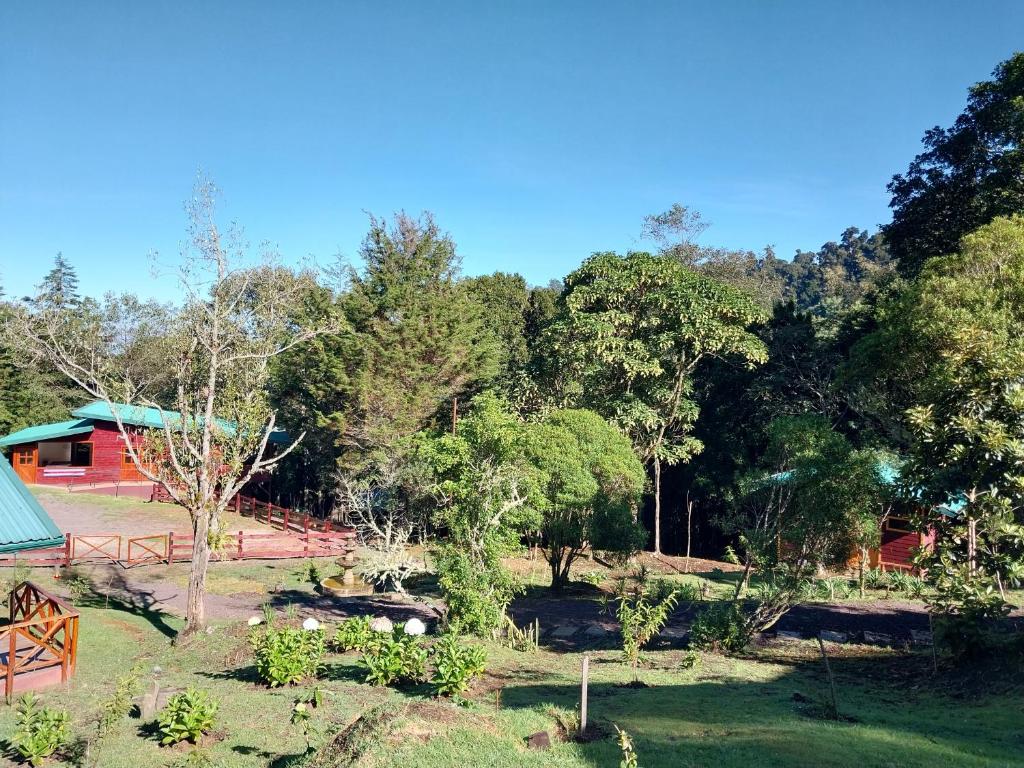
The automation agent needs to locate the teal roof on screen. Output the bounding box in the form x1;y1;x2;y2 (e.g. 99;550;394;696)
0;454;64;553
71;401;291;445
0;419;95;448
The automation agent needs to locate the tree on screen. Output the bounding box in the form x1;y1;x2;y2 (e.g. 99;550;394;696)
897;215;1024;645
464;272;530;385
549;252;767;554
29;253;80;309
320;212;499;468
8;179;336;636
884;53;1024;278
728;415;883;632
527;408;646;590
417;393;541;633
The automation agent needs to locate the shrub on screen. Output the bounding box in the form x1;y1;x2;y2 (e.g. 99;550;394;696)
97;667;142;740
11;694;69;767
359;631;427;686
886;570;926;597
430;634;487;697
156;688;218;746
689;602;747;653
250;625;326;687
332;616;373;652
435;546;522;636
617;586;679;682
578;570;605;587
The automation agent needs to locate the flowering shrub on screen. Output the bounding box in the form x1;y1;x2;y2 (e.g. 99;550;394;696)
359;631;427;686
404;618;426;636
429;634;487;697
369;616;394;634
250;625;326;687
332;616;373;652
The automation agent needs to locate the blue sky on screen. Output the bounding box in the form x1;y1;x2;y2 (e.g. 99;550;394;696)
2;1;1022;301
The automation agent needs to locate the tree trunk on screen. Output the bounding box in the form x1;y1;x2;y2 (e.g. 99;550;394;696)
684;494;693;574
859;546;867;599
182;511;211;637
653;458;662;556
735;557;753;600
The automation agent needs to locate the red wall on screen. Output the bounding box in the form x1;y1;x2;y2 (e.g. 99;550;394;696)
30;422;142;485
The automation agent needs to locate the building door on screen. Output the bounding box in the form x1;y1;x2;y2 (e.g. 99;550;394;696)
120;447;150;482
12;445;36;483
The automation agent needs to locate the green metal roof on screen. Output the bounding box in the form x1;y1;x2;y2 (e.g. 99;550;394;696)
0;419;95;448
0;454;65;553
71;401;291;445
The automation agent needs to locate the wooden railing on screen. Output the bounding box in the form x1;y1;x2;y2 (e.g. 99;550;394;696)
151;486;343;536
1;582;79;698
0;528;356;569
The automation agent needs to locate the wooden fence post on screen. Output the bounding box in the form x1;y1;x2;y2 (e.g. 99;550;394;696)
168;531;175;563
283;508;289;532
64;533;72;567
303;532;309;559
580;654;590;737
237;531;244;560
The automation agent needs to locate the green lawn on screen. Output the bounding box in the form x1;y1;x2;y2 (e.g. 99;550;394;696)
0;566;1020;768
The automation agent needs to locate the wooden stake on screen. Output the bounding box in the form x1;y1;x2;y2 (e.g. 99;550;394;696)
816;635;839;720
579;654;590;737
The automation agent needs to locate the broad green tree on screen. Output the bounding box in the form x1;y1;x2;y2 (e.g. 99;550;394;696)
548;251;767;554
898;215;1024;643
884;53;1024;278
527;408;647;590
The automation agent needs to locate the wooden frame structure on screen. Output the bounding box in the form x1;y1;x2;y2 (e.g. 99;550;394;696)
0;582;79;698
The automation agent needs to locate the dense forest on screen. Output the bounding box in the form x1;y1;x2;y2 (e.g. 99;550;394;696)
3;53;1023;647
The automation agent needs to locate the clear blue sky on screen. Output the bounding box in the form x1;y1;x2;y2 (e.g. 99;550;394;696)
2;1;1022;301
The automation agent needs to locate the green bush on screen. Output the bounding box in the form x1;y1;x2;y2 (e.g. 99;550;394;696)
435;547;522;636
359;631;427;686
332;616;373;652
11;694;69;767
156;688;218;746
688;602;747;653
250;625;326;687
430;634;487;697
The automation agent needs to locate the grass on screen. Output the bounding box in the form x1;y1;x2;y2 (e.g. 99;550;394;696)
0;560;1020;768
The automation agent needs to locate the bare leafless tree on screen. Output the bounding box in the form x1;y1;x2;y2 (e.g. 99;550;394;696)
7;177;341;637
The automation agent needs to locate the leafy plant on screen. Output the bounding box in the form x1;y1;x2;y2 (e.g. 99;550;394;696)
332;616;373;652
430;634;487;698
435;546;523;636
96;667;142;742
689;602;747;653
250;625;326;687
11;694;69;767
864;567;886;590
617;586;679;682
305;560;323;588
156;688;218;746
359;631;427;686
578;570;605;587
614;724;638;768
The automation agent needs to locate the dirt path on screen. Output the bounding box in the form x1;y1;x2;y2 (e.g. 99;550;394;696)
66;560;1022;649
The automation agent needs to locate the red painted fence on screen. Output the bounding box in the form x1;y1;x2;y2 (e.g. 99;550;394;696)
0;528;355;569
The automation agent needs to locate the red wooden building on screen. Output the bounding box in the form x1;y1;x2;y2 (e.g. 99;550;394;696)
0;401;288;490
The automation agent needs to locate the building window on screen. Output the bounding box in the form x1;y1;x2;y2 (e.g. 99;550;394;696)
70;442;93;467
17;450;33;465
885;517;913;534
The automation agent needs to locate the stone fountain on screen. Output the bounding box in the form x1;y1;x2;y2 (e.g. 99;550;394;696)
320;551;374;597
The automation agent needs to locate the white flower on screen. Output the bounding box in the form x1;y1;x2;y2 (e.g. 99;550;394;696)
247;616;263;627
403;618;426;636
302;617;321;631
369;616;394;633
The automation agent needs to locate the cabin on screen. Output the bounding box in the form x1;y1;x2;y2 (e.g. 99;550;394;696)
0;401;290;496
762;461;939;574
0;452;79;695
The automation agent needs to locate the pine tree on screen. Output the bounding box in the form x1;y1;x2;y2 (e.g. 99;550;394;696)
31;252;81;309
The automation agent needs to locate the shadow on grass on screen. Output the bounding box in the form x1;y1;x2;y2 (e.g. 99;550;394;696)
74;567;179;639
492;651;1023;768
